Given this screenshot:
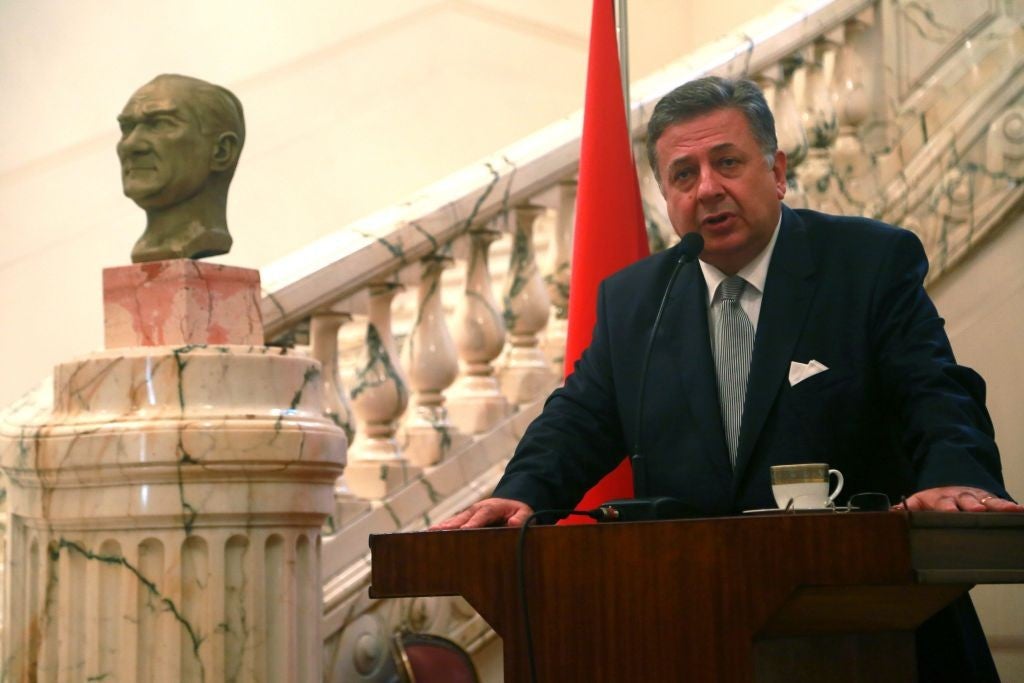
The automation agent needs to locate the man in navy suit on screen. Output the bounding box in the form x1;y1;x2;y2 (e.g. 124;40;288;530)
438;76;1019;523
436;76;1020;678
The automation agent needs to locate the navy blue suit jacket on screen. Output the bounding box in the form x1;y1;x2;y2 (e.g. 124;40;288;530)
495;206;1006;512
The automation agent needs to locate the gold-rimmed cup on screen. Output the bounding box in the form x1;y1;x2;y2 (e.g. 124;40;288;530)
770;463;844;510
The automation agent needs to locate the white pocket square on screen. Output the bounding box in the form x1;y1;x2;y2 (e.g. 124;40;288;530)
789;360;829;386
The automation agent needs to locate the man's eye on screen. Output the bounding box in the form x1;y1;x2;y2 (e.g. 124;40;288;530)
720;157;739;167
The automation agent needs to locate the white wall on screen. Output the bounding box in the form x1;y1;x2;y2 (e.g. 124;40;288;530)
929;212;1024;680
0;0;781;408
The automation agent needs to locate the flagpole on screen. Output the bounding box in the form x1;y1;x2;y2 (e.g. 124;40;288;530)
616;0;631;137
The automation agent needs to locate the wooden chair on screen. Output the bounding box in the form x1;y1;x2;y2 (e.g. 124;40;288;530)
392;630;480;683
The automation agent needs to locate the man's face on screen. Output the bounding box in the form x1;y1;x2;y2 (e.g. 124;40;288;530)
116;79;213;210
655;108;787;274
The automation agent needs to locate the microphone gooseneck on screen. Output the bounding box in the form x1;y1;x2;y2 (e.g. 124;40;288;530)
630;232;704;497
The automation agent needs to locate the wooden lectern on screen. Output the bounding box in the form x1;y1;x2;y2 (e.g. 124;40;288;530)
370;512;1024;682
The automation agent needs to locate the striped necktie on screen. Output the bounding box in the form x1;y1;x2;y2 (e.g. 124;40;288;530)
711;276;754;467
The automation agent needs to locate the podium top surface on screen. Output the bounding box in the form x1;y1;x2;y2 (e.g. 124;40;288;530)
370;511;1024;594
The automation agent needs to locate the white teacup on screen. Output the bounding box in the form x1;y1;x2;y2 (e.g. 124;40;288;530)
770;463;844;509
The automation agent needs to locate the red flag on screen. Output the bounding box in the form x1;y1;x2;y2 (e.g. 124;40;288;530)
561;0;649;523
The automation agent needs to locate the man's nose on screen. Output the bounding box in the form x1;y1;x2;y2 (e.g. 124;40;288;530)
696;170;725;201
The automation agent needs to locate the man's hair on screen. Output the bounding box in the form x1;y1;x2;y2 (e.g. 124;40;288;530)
645;76;777;182
152;74;246;175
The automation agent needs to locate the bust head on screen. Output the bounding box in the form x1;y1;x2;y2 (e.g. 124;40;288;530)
117;74;245;262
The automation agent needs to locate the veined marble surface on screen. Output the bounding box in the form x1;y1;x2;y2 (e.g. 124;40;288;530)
0;344;346;681
103;260;264;349
3;345;344;486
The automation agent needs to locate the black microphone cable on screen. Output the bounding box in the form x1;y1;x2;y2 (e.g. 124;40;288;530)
516;508;601;683
631;232;703;496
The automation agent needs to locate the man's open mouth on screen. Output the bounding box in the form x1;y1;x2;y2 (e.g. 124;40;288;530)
704;213;731;226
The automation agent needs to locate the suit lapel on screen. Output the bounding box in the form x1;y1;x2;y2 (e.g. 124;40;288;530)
663;261;733;491
733;208;818;488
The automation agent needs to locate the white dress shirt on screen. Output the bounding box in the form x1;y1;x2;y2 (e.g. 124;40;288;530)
697;215;782;333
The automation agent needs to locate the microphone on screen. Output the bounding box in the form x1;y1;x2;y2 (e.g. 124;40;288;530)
606;232;703;516
594;496;701;522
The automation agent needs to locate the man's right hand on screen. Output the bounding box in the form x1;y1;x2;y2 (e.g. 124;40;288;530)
430;497;534;530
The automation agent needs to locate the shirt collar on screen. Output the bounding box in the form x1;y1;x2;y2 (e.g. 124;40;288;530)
698;213;782;303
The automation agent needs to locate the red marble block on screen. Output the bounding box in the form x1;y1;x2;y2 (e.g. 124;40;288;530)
103;259;263;348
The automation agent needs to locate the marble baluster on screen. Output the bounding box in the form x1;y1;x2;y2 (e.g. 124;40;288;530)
799;38;843;214
499;203;553;405
777;55;810;208
310;310;368;526
754;69;791;199
831;16;878;212
346;282;420;499
401;252;465;467
544;180;575;376
753;68;780;129
636;144;676;252
447;226;510;435
311;311;356;446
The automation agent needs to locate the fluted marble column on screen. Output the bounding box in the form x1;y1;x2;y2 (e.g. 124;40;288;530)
447;226;510;435
401;252;465;467
346;283;420;499
499;203;553;404
0;344;345;682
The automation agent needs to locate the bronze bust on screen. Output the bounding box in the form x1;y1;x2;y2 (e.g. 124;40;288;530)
117;74;245;263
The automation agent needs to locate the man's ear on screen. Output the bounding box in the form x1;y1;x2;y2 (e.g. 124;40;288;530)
772;149;788;200
210;132;241;172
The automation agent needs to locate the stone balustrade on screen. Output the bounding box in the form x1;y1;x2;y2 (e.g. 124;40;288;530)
2;1;1023;680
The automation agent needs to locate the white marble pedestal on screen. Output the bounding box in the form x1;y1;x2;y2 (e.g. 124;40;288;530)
0;260;347;682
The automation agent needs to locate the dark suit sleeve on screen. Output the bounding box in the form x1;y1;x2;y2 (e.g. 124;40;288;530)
492;281;630;512
870;229;1008;496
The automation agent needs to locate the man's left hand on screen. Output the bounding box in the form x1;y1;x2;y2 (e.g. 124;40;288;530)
896;486;1024;512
